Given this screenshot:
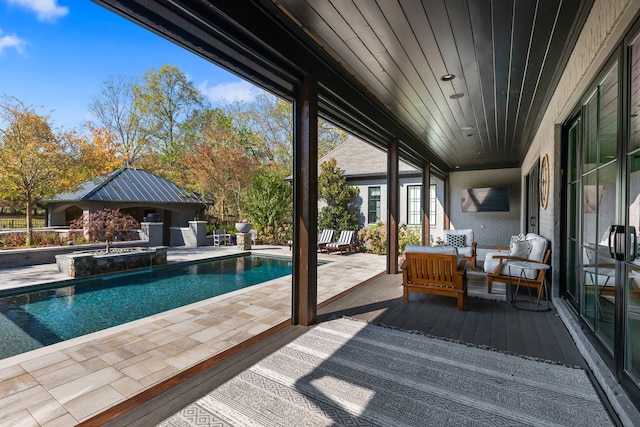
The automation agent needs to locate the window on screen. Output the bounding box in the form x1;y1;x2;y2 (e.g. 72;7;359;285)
407;185;421;225
368;186;381;223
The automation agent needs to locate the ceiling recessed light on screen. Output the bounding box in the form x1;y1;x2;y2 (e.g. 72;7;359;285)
466;133;475;137
449;93;464;99
441;74;456;81
461;126;473;130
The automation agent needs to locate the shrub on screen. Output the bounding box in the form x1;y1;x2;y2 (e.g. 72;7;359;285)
398;225;422;254
358;222;387;254
255;222;291;245
357;223;423;255
0;232;26;249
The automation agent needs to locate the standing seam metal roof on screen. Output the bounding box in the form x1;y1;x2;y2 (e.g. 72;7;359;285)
51;168;206;204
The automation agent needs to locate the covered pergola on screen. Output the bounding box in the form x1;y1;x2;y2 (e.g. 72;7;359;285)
93;0;592;327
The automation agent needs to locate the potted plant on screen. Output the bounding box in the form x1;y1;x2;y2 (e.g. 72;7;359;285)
235;221;252;233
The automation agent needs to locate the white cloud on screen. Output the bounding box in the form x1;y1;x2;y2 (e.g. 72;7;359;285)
0;28;27;54
6;0;69;22
199;80;261;104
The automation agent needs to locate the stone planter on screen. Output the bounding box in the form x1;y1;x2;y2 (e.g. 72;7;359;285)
56;246;168;278
235;222;252;233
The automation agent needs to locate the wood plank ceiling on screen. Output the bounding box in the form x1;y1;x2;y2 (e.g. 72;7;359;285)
272;0;592;171
94;0;592;173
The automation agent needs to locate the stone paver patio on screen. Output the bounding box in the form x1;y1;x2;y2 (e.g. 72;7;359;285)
0;245;386;426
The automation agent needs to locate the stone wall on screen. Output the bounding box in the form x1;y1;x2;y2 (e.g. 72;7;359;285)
56;247;168;278
0;240;149;269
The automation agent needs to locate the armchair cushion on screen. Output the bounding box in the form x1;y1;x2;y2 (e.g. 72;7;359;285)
405;245;458;255
525;233;548;263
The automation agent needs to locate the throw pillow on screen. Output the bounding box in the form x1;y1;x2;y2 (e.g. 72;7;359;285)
446;234;466;248
510;240;532;258
510;233;526;246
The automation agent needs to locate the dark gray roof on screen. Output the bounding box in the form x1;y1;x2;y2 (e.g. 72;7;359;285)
51;168;206;204
319;137;419;177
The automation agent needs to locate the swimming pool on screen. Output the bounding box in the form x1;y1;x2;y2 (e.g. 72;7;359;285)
0;255;292;360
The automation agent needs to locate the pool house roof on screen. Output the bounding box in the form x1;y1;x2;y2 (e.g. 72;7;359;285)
51;168;206;205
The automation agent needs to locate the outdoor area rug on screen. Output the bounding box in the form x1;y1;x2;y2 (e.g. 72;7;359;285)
158;317;613;426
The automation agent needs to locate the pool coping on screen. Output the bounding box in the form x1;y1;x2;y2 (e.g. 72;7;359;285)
0;246;387;425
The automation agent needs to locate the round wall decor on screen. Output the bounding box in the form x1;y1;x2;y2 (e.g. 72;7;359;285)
539;153;550;209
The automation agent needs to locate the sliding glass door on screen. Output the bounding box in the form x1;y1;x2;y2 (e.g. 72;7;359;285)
564;23;640;400
624;35;640;387
579;62;619;351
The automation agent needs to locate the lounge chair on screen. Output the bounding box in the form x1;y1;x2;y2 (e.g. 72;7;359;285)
325;230;358;255
401;245;467;310
317;229;335;252
286;229;335;251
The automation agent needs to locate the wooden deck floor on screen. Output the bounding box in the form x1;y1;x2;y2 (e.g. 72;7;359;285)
102;271;588;426
318;272;586;367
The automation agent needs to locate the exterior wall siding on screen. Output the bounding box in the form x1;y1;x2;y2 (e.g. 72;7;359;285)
524;0;637;293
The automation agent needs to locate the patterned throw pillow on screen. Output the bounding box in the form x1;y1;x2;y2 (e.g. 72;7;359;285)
446;234;466;248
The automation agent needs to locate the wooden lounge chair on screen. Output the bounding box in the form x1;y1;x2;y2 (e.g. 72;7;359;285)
317;229;335;252
401;245;467;310
325;230;357;255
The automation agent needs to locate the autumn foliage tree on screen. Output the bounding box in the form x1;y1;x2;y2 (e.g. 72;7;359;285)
181;108;257;223
182;143;254;223
0;98;81;245
0;98;123;245
76;123;124;179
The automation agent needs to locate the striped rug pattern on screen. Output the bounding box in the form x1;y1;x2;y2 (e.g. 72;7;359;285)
159;317;612;426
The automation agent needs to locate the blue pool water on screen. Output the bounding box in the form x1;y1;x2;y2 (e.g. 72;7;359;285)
0;255;292;360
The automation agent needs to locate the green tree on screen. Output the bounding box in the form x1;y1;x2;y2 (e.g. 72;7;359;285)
134;65;207;171
0;97;82;245
225;93;349;174
244;170;292;243
318;158;359;232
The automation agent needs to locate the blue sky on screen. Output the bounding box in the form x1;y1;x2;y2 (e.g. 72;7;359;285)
0;0;260;131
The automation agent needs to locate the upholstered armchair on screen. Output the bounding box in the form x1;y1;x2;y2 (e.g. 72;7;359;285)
442;229;477;269
483;233;550;296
